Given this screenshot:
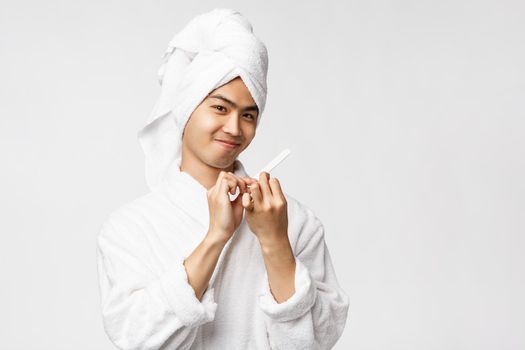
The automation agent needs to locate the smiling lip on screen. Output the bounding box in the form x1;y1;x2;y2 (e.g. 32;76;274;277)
215;139;240;150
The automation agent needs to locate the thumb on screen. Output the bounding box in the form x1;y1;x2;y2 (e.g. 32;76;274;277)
242;192;254;211
232;195;244;219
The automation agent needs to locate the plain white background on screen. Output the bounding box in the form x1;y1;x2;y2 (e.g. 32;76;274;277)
1;0;524;349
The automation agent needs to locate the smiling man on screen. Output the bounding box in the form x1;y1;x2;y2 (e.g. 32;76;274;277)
96;8;349;350
179;78;259;189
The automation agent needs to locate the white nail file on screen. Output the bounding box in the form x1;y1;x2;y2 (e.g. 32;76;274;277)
228;148;291;201
253;148;291;179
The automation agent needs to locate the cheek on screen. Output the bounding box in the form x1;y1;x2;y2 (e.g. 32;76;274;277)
241;128;256;147
202;117;222;132
244;126;256;139
187;114;221;138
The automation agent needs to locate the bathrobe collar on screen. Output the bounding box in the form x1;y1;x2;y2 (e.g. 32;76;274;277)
160;156;250;232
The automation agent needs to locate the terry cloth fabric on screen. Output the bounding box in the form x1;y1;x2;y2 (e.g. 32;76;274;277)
96;158;350;350
137;8;269;192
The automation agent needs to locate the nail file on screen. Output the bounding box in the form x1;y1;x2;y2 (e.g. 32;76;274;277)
253;148;291;179
228;148;291;201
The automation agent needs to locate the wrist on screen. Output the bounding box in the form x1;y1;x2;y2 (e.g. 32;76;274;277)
203;231;229;248
259;234;292;256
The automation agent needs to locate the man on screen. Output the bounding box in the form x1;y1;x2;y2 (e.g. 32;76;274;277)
97;8;349;350
179;75;297;303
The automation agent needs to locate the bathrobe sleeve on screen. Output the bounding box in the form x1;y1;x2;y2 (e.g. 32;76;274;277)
256;203;350;350
96;217;217;350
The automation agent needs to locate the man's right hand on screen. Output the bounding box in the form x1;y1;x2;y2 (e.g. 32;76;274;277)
185;171;257;300
206;171;251;244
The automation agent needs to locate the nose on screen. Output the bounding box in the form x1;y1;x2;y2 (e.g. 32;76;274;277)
222;113;241;136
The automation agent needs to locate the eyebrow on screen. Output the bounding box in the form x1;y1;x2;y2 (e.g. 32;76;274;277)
208;94;259;114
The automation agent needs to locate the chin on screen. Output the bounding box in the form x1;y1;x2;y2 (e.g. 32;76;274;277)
204;155;236;170
202;144;244;169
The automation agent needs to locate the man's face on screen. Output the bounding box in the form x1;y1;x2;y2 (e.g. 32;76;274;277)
181;77;259;169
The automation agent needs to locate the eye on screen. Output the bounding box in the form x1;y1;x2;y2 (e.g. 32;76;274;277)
213;105;227;112
244;114;256;121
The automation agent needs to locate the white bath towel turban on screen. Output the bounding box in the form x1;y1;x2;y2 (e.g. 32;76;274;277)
137;8;269;191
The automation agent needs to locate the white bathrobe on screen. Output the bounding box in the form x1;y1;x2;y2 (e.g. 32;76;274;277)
96;157;350;350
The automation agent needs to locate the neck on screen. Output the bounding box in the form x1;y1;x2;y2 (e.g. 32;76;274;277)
179;152;236;190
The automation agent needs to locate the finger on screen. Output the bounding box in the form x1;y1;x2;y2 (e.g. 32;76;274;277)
209;171;226;196
245;178;258;194
268;177;285;201
218;177;233;202
249;181;263;209
226;172;248;194
221;172;243;195
219;176;238;200
242;192;254;211
243;176;258;185
223;173;245;203
232;190;245;211
258;171;273;200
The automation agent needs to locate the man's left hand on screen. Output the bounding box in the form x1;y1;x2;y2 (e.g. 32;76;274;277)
241;172;289;247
